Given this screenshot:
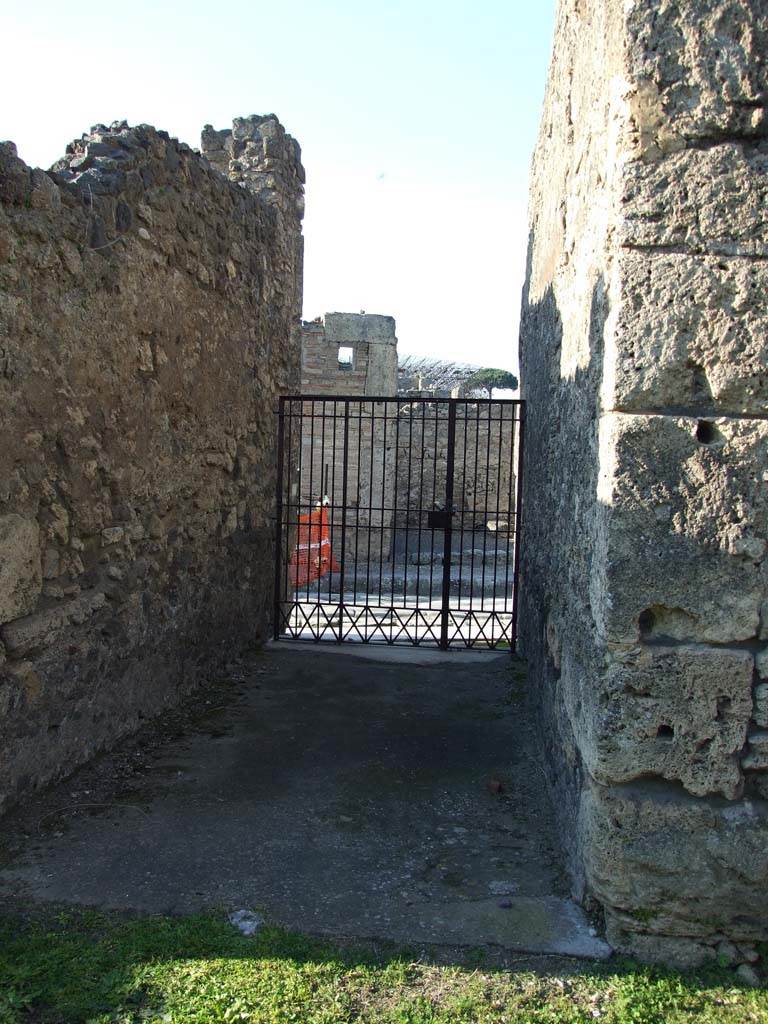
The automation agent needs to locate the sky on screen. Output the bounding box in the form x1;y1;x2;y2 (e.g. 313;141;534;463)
2;1;555;374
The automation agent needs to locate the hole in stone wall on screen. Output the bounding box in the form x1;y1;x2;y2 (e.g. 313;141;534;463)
338;346;354;370
688;361;711;402
695;420;721;445
716;696;732;720
637;604;697;640
638;608;655;635
656;724;674;740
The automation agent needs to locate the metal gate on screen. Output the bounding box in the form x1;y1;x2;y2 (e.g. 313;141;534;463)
273;396;525;650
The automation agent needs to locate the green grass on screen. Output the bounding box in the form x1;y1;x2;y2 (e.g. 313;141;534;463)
0;910;766;1024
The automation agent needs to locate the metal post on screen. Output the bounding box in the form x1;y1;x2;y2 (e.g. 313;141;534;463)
439;399;457;649
273;398;286;641
338;400;350;643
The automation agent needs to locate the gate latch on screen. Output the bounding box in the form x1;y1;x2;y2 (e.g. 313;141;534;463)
427;505;455;530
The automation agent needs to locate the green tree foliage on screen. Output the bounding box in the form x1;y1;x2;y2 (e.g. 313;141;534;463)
465;367;519;396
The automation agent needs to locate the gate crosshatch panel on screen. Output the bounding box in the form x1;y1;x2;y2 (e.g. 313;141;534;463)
273;396;525;650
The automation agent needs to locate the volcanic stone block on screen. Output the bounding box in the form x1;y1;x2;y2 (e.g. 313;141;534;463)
521;0;768;967
754;684;768;728
580;779;768;953
625;0;768;144
595;413;767;646
742;729;768;771
564;644;754;798
620;144;768;256
0;515;41;625
611;253;768;415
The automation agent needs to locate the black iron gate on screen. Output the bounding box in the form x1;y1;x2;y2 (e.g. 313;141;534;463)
273;396;525;650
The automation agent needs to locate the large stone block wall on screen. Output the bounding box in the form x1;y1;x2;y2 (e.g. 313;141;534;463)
520;0;768;965
0;115;304;814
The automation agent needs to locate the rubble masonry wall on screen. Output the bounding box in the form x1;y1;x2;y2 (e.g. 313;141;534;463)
0;115;304;814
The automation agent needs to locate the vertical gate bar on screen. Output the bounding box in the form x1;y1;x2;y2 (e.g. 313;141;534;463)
510;401;526;652
306;400;316;625
402;401;414;607
365;401;375;639
456;403;468;629
353;400;362;628
503;404;517;616
284;399;295;636
317;399;328;637
328;400;338;604
337;400;350;643
295;399;307;637
273;397;286;641
479;402;493;638
454;401;466;647
391;401;401;623
428;401;440;621
439;399;458;650
492;402;505;646
468;400;481;636
414;401;427;641
378;402;389;636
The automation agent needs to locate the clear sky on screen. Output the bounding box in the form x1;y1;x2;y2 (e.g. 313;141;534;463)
2;1;555;373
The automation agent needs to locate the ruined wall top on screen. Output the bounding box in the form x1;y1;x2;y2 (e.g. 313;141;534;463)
201;115;305;222
42;116;299;217
300;313;398;396
323;312;397;346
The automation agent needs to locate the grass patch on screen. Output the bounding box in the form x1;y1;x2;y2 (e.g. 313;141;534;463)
0;909;765;1023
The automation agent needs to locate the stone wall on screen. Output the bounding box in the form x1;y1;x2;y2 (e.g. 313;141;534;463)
395;403;517;532
0;115;304;814
295;314;398;561
520;0;768;966
300;312;398;398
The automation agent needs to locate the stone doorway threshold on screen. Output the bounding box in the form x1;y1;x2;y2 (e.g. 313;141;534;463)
0;648;610;961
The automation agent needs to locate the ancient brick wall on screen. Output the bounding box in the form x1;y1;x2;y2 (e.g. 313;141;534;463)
520;0;768;966
300;312;398;398
0;115;304;814
295;314;398;561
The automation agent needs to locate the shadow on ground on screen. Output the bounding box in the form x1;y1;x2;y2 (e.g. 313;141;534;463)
0;646;606;960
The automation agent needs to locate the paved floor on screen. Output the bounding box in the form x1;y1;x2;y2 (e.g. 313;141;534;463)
0;645;610;959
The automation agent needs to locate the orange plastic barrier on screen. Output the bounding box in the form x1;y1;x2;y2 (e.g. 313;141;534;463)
288;505;340;586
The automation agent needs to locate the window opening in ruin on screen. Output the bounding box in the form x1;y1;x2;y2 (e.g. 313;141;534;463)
273;396;525;650
338;346;354;370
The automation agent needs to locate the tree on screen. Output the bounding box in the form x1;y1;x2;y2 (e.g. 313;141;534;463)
464;367;519;397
